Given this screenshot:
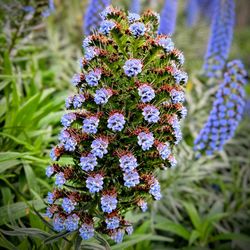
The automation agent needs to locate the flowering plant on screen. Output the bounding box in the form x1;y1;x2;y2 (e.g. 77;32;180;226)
46;6;187;243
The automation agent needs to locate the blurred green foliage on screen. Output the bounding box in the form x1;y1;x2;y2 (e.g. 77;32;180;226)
0;0;249;249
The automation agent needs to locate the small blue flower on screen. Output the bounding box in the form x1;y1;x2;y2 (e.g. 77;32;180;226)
80;154;98;172
180;106;188;119
53;215;65;232
123;170;140;187
128;12;140;23
65;214;80;232
171;115;182;144
123;59;143;77
173;70;188;84
62;198;76;214
170;89;185;103
45;207;53;218
157;37;174;52
105;216;120;229
46;166;54;177
125;225;134;235
86;174;104;193
137;132;154;151
149;180;162;200
94;88;112;105
71;74;81;86
85;69;102;87
84;47;97;61
138;199;148;212
107;113;126;132
83;116;99;134
99;20;116;35
101;194;118;213
65;96;74;109
47;192;54;204
55;172;66;187
82;37;91;49
168;155;177;168
50;147;58;161
129;22;146;37
177;52;185;65
138;85;155;103
91;138;109;158
157;142;171;160
73;94;85;109
111;229;124;243
64;137;77;151
79;223;95;240
119;154;138;172
142;106;160;123
61;113;76;127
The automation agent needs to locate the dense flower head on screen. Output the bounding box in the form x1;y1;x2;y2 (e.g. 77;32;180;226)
45;6;187;243
107;113;126;132
137;132;154;151
203;0;235;78
138;84;155;103
123;59;143;77
129;22;146;37
194;60;247;156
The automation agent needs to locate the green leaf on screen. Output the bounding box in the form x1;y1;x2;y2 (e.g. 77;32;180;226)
209;233;250;243
24;163;40;194
183;202;201;230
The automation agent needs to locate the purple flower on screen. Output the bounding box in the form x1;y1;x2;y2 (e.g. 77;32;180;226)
158;0;178;35
137;199;148;212
86;174;104;193
84;47;97;61
101;194;118;213
79;223;95;240
65;96;74;109
94;88;112;105
173;70;188;84
157;37;174;52
50;147;58;161
123;59;143;77
55;172;66;187
107;113;126;132
71;74;81;86
170;89;185;103
171;115;182;144
83;116;99;134
85;69;102;87
46;166;54;177
142;106;160;123
53;215;65;232
105;216;120;229
149;180;162;200
62;198;76;214
45;207;53;218
138;85;155;103
91;138;109;158
82;37;91;49
65;214;80;231
157;142;171;160
128;12;140;23
125;225;134;235
129;22;146;37
137;132;154;151
99;20;116;35
119;154;138;172
129;0;141;14
73;94;85;109
47;192;54;204
80;154;98;172
61;113;76;127
180;106;188;119
168;155;177;168
111;229;125;243
123;170;140;187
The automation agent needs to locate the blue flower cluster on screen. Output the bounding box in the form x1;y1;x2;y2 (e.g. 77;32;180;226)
80;153;98;171
186;0;199;27
71;73;81;86
194;60;247;156
79;223;95;240
111;229;125;243
55;172;66;187
58;129;77;151
85;69;102;87
62;197;76;213
101;194;118;213
107;113;126;132
203;0;235;78
149;180;162;200
157;142;171;160
46;165;54;177
119;154;138;172
128;12;140;23
65;214;80;231
173;70;188;85
94;88;112;105
171;115;182;144
86;174;104;193
129;0;141;14
123;59;143;77
123;170;140;187
83;116;99;134
137;132;154;151
142;105;160;123
157;37;174;52
138;84;155;103
158;0;178;35
170;89;185;104
106;216;120;229
61;113;76;127
91;137;109;158
129;22;146;37
137;199;148;212
99;20;116;35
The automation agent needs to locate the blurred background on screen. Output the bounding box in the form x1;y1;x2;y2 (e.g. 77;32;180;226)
0;0;250;249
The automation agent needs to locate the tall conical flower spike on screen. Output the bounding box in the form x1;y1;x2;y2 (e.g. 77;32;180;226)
46;6;188;243
194;60;247;156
